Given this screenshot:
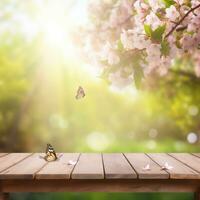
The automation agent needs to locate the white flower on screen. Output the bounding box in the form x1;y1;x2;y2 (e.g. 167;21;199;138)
108;70;133;89
121;28;150;50
188;14;200;32
194;52;200;77
108;51;120;65
146;12;162;30
180;34;195;50
142;164;151;171
161;162;173;170
166;5;180;21
68;160;77;165
120;29;134;50
174;0;185;5
100;42;120;65
134;0;149;15
148;0;165;12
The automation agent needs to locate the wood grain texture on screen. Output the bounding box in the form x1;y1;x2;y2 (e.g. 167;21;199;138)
0;153;31;173
103;153;137;179
148;153;199;179
169;153;200;173
36;153;80;179
124;153;169;179
72;153;104;179
0;153;46;179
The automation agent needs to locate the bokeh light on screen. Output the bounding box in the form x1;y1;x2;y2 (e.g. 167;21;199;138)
187;132;198;144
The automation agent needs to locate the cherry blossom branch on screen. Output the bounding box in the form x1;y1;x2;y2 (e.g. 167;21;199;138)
100;15;133;32
165;3;200;38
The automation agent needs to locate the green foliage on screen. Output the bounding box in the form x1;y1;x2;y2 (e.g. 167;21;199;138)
134;65;144;89
161;0;176;8
144;24;152;37
117;39;124;51
11;192;193;200
144;24;166;42
161;40;170;56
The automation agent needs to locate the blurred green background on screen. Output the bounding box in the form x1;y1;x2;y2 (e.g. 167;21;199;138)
0;0;200;199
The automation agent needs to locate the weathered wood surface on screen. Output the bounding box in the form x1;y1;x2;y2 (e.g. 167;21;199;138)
0;153;200;180
0;153;200;194
148;153;200;179
124;153;169;179
103;153;137;179
72;153;104;179
0;153;31;173
0;153;46;179
170;153;200;173
36;153;79;179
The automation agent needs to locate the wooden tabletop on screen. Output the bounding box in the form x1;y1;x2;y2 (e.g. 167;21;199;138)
0;153;200;180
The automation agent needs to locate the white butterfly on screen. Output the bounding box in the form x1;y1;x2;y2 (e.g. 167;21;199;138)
68;160;77;165
161;162;173;170
76;86;85;100
142;164;151;171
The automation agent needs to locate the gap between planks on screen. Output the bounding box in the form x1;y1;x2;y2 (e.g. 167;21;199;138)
101;153;106;180
145;153;170;178
168;153;200;174
124;153;169;179
35;153;80;179
148;153;200;179
103;153;137;179
122;153;138;178
0;153;9;158
69;153;81;179
0;153;33;174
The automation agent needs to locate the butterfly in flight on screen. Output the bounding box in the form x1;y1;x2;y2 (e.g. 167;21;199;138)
44;143;57;162
76;86;85;100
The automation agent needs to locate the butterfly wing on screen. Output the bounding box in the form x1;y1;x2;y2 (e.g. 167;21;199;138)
76;86;85;99
45;144;57;161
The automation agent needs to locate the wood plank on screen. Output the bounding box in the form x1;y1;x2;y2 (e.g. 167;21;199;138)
124;153;169;179
72;153;104;179
0;153;31;173
36;153;80;179
0;153;47;179
192;153;200;159
148;153;199;179
1;179;200;193
169;153;200;173
103;153;137;179
0;154;9;158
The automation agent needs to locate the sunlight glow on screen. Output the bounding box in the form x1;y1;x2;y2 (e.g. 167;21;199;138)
86;132;113;151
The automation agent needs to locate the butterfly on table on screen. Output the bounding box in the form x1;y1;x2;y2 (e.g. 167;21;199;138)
44;143;57;162
75;86;85;100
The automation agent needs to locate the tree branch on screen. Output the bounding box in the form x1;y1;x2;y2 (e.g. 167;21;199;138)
169;68;200;81
165;4;200;39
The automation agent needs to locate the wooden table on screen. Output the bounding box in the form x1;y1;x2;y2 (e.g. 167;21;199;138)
1;153;200;200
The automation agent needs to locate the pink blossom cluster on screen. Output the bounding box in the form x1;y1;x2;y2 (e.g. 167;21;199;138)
83;0;200;88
